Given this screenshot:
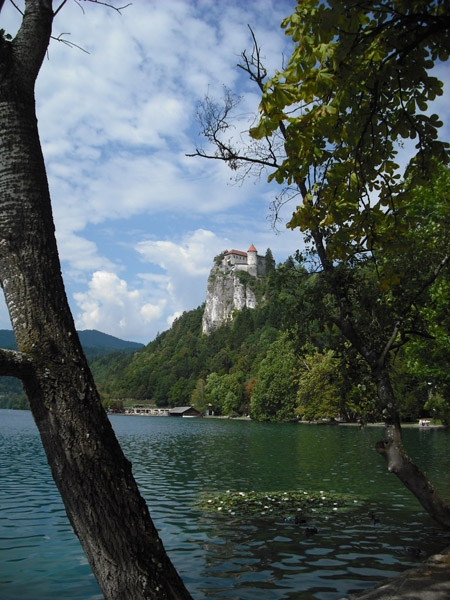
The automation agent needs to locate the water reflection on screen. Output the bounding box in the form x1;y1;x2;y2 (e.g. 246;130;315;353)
1;410;449;600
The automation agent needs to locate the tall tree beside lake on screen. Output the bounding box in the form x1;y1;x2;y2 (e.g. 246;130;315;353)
250;331;298;421
0;2;192;598
193;0;450;528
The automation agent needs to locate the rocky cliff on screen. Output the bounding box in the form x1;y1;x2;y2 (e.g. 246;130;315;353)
202;262;260;335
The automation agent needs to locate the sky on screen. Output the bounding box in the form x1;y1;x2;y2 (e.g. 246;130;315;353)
1;1;449;345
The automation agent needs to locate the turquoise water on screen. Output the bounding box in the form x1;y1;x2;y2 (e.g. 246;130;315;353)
1;410;449;599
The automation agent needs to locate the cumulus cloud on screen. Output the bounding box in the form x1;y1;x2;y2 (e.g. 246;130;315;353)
74;271;165;342
73;229;231;342
55;233;116;278
136;229;219;276
73;226;224;342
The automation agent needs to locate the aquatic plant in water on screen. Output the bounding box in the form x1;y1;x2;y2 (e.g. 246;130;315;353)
196;489;366;520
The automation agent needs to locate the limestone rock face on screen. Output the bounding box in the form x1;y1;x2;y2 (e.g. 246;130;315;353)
202;265;258;335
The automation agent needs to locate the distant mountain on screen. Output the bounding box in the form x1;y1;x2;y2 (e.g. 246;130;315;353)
0;329;143;359
78;330;144;352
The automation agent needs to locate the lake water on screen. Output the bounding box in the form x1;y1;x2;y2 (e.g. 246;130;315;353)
1;410;450;600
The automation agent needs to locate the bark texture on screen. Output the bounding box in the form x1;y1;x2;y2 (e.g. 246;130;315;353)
0;3;193;598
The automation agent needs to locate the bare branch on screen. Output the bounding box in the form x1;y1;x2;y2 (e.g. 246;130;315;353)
53;1;69;17
268;186;301;231
188;24;298;225
52;0;132;52
187;85;285;179
51;31;90;52
187;80;287;175
237;25;267;92
73;0;132;14
8;0;23;16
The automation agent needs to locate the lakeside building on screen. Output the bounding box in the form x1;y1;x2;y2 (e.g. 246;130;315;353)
126;405;170;416
125;405;201;417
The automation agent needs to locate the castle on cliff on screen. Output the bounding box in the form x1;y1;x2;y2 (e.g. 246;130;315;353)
221;244;266;277
201;244;267;334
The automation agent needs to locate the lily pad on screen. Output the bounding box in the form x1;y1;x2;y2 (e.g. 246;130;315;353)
196;489;366;520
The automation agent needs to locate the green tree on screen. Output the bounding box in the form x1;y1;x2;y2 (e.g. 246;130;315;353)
425;391;450;426
193;1;450;527
264;247;275;274
191;378;207;413
222;371;244;415
296;349;342;421
0;3;192;598
168;377;193;407
204;371;244;415
204;372;224;414
250;332;298;422
209;347;233;374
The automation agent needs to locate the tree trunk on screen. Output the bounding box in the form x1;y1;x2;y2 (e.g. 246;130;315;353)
374;365;450;529
329;259;450;530
0;3;193;598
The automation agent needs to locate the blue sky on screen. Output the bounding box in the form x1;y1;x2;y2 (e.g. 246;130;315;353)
1;1;449;344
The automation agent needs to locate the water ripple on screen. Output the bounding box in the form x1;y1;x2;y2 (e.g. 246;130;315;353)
1;411;450;599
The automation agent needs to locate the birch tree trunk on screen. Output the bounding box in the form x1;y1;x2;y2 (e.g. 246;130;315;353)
0;2;193;598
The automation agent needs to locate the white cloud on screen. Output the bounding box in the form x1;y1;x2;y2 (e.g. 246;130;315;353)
74;271;165;342
56;233;116;278
72;226;223;342
136;229;218;276
133;229;227;338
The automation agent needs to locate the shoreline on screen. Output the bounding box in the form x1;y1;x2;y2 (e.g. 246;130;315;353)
117;411;447;429
337;421;447;429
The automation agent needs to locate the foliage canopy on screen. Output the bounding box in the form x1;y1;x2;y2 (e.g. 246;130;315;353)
251;0;450;263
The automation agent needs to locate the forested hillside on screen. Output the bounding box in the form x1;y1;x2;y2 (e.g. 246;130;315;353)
3;234;449;423
91;250;448;424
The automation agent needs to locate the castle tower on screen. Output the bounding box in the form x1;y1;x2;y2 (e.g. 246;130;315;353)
247;244;257;277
